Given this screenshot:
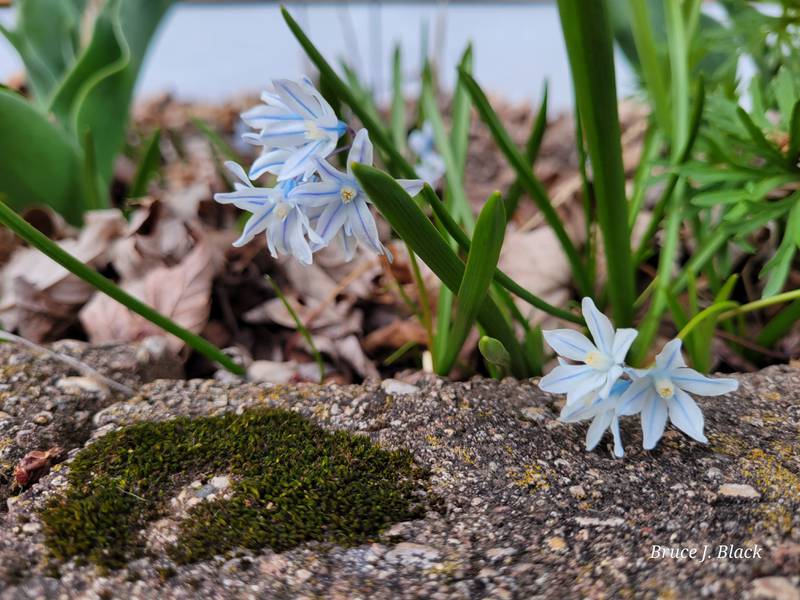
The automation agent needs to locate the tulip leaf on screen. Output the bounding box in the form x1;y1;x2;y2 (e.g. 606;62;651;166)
0;88;84;223
0;0;85;103
439;193;506;375
353;164;529;377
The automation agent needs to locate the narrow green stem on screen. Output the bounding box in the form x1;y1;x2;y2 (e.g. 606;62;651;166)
719;289;800;321
266;276;324;383
0;199;244;375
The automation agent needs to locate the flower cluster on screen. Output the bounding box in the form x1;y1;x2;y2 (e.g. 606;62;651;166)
539;298;739;457
215;77;424;264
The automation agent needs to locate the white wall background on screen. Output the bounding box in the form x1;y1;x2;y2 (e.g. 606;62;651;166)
0;2;638;111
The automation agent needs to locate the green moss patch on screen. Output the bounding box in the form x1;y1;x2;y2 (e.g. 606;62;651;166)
41;408;427;568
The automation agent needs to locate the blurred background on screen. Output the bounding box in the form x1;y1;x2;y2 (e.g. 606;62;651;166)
0;1;637;110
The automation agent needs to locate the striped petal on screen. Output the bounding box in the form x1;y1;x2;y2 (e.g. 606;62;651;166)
582;297;615;355
273;78;320;119
233;206;274;247
641;397;668;450
539;364;602;397
542;329;595;361
278;140;326;181
667;388;707;443
348;198;384;255
618;375;655;416
346;128;374;175
670;367;739;397
314;200;349;244
610;416;624;458
250;148;291;179
241;104;302;129
397;179;425;197
223;161;251;186
585;410;614;451
655;338;686;371
289;181;341;208
611;328;638;364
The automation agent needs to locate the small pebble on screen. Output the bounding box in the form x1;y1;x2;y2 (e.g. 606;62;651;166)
718;483;761;499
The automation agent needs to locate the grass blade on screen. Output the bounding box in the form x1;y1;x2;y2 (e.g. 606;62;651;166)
459;70;590;295
0;198;243;375
451;44;473;172
504;82;549;220
130;128;162;198
266;275;325;383
438;193;506;374
390;45;407;154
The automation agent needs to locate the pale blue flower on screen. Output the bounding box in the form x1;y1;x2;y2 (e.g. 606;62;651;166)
539;298;638;404
618;339;739;449
409;122;445;185
561;379;630;458
288;128;424;258
241;78;346;181
213;161;322;265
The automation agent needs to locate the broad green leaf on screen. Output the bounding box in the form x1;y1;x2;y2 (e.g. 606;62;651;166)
558;0;634;324
353;164;529;377
439;193;506;374
460;70;590;295
0;0;84;103
0;88;83;223
130;129;162;198
74;0;174;187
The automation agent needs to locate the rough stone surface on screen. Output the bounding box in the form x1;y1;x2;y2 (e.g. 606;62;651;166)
0;342;799;599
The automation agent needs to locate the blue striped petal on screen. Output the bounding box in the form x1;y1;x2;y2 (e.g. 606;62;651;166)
670;367;739;397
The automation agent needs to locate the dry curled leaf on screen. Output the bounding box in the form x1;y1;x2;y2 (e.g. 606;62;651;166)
80;242;217;353
0;210;126;340
14;447;64;489
363;318;428;353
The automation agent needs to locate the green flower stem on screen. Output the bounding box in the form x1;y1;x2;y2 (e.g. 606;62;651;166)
718;289;800;321
0;198;244;375
266;276;324;383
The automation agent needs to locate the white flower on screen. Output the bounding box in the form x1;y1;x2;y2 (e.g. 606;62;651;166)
213;161;322;265
241;78;346;181
561;379;630;458
617;339;739;449
288;128;424;258
539;298;638;404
